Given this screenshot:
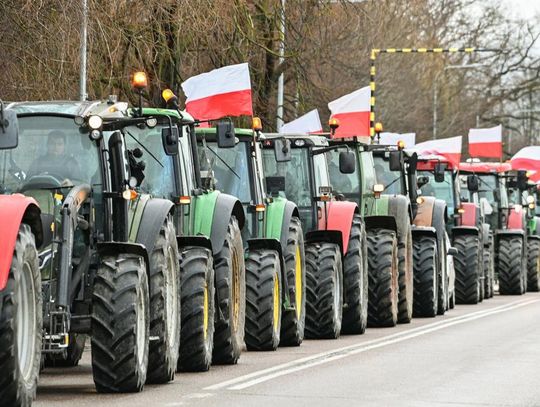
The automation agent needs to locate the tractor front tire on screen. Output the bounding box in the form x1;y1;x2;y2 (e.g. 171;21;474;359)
453;234;481;304
45;334;86;367
397;225;414;324
498;235;526;295
245;249;282;351
305;242;343;339
0;224;41;406
147;216;181;384
213;216;246;365
178;247;215;372
527;239;540;292
484;236;495;298
280;217;306;346
342;214;368;335
92;254;149;393
367;228;399;328
412;235;438;317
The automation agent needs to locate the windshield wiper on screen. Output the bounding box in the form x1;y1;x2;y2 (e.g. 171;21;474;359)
126;130;164;168
206;145;240;180
383;176;401;192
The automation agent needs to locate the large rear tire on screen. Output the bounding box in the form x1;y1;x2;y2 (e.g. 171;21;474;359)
212;216;246;365
0;224;41;406
305;242;343;339
397;225;414;324
412;235;438;318
527;239;540;292
177;247;215;372
498;235;525;295
280;217;306;346
147;216;181;384
367;228;399;328
437;235;448;315
484;235;495;298
245;249;282;351
453;234;481;304
342;215;368;335
92;254;149;393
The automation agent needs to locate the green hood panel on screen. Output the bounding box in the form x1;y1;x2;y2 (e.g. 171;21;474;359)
373;195;390;216
193;190;219;238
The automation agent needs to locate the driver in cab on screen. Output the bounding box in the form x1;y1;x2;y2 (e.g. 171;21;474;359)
28;131;82;182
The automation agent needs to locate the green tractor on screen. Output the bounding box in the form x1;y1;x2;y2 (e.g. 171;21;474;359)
7;100;182;392
121;100;247;369
193;122;306;350
370;144;454;317
326;138;408;327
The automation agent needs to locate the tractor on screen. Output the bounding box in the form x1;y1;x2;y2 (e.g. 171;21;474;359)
7;100;182;392
124;104;247;370
417;155;486;304
370;143;455;317
0;102;43;406
193;121;306;350
325;137;405;327
262;132;370;337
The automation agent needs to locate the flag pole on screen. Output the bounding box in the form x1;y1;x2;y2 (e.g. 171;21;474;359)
276;0;285;132
79;0;88;101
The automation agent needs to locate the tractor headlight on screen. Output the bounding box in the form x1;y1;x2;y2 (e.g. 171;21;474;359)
88;115;103;130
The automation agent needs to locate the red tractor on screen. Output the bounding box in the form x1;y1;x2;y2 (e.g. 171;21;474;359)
0;103;43;406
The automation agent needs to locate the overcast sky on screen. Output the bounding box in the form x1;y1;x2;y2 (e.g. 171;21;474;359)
501;0;540;19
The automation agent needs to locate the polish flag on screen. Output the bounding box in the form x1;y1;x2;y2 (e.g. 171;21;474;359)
328;86;370;138
281;109;323;134
379;132;416;148
468;125;502;158
181;63;253;120
511;146;540;175
413;136;462;167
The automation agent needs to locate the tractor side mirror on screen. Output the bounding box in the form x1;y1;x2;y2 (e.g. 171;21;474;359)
274;138;291;162
434;163;447;182
161;126;179;156
389;151;401;171
265;176;285;195
517;170;528;191
417;176;429;188
0;109;19;150
448;247;458;256
339;151;355;174
216;120;235;148
467;174;479;192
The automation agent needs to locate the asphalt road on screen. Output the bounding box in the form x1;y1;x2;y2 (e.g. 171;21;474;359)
35;293;540;407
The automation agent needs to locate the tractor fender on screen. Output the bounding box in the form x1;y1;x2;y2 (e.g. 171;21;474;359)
322;201;358;254
411;226;437;240
387;195;411;246
452;225;479;238
413;196;436;228
265;197;299;253
305;230;343;254
278;201;300;253
209;193;245;255
457;202;478;228
495;229;525;238
364;215;398;233
135;197;174;256
97;242;150;272
177;235;213;252
528;235;540;242
0;194;42;291
508;206;524;230
431;199;448;245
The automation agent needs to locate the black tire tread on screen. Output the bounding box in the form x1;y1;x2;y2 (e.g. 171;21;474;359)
413;235;438;317
453;234;481;304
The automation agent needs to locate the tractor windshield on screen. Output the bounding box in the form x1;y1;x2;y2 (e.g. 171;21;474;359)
326;148;360;197
0;115;100;195
373;155;402;195
419;170;455;215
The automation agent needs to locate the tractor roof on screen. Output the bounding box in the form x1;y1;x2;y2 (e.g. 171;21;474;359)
140;107;195;123
263;132;329;147
458;162;512;174
8;100;127;118
416;154;457;171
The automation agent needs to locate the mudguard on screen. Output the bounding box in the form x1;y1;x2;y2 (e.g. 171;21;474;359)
320;200;358;254
508;206;524;230
481;223;491;247
0;194;42;291
135;197;174;255
364;215;398;233
451;225;479;237
411;226;437;239
386;195;411;245
305;230;343;254
177;235;213;252
458;202;478;227
413;196;436;228
265;197;299;253
209;192;245;255
97;241;150;272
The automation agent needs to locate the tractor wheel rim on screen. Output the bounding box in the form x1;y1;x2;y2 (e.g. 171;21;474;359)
17;260;36;382
203;282;209;340
295;246;302;319
273;272;280;333
231;248;241;331
136;281;147;367
165;245;178;344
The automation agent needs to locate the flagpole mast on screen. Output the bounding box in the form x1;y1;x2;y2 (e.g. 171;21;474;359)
276;0;285;131
79;0;88;101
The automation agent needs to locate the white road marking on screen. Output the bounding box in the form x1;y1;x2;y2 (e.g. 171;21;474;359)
205;298;539;391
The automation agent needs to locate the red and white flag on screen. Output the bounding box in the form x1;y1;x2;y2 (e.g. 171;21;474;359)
328;86;370;138
413;136;462;167
281;109;322;134
181;63;253;120
468;125;502;158
511;146;540;175
379;132;416;148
